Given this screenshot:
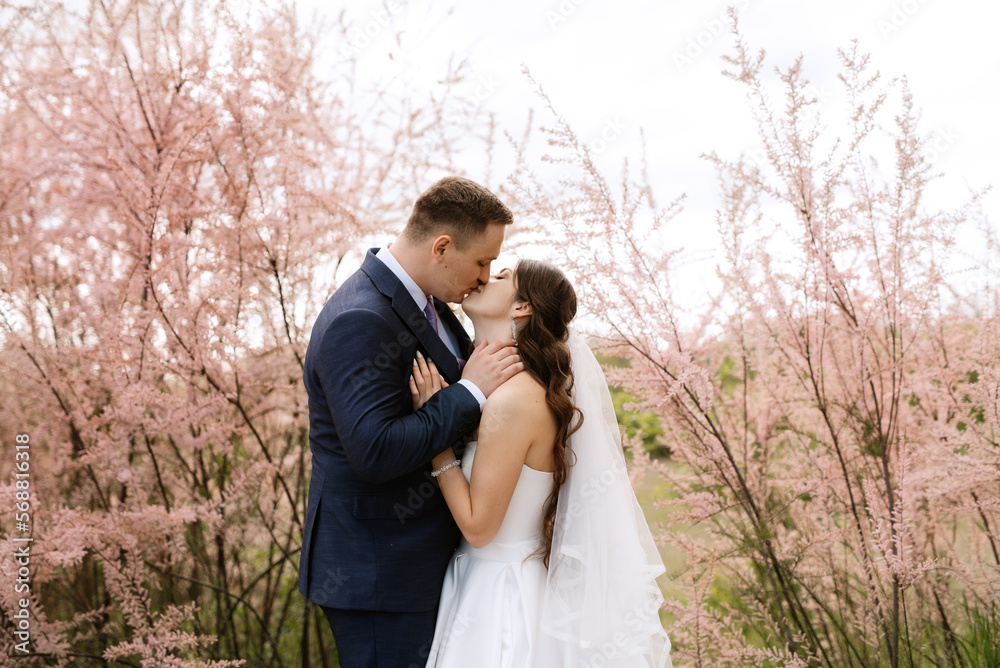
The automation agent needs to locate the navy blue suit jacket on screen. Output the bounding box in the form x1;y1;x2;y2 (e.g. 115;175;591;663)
298;248;481;611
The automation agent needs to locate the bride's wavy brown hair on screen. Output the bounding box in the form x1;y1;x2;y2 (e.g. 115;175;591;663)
512;259;583;568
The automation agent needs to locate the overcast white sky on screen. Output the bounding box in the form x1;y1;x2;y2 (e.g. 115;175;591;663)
303;0;999;307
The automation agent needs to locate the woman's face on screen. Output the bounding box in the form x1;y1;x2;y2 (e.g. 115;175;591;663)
461;266;519;318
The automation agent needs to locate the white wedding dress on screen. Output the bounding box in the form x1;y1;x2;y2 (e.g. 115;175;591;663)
425;439;554;668
427;330;672;668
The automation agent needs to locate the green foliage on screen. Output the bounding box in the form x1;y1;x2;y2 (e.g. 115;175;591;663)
595;352;671;458
957;603;1000;668
715;354;746;396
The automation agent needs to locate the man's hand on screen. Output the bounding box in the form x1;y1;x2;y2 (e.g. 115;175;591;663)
461;339;523;398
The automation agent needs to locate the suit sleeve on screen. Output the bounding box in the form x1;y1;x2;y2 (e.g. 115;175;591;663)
315;308;480;484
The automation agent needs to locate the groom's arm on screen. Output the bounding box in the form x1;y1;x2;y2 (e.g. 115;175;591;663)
317;308;480;485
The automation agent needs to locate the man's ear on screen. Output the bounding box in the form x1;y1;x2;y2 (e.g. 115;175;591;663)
431;234;452;262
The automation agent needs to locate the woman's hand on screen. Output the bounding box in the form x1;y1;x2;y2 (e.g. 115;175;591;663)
409;351;449;411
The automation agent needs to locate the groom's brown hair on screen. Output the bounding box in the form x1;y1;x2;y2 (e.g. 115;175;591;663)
404;176;513;249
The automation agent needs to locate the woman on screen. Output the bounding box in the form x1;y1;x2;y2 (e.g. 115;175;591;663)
410;260;671;667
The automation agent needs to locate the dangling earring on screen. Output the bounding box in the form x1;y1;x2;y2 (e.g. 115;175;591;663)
511;316;518;347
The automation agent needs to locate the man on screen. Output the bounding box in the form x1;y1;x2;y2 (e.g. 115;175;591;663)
299;177;522;667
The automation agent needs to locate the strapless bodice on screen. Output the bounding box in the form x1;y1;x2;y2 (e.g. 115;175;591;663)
460;440;555;553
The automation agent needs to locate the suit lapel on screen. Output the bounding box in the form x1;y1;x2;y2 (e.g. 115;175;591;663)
360;248;463;383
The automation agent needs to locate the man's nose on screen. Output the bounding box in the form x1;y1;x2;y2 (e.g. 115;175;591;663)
478;266;490;285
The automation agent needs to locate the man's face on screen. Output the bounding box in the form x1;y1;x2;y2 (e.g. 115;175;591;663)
436;222;506;303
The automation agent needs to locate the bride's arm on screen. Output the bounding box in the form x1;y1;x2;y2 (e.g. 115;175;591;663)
430;376;545;548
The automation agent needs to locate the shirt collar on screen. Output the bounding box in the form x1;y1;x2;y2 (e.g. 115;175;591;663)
375;246;431;311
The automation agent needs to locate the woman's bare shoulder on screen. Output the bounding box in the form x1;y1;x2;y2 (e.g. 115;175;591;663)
483;371;548;417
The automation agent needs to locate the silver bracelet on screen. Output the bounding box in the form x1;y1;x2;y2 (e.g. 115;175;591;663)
431;459;461;478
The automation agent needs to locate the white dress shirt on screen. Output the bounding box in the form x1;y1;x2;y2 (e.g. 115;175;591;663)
375;247;485;408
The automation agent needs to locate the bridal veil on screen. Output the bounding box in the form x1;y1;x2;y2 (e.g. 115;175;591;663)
534;329;673;667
